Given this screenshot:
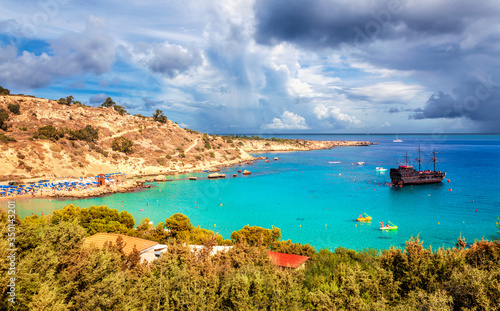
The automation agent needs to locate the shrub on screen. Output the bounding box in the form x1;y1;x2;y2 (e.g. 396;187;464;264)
166;155;172;160
209;152;215;157
0;85;10;95
101;97;115;108
33;125;65;141
57;96;74;106
101;97;127;115
114;105;127;116
0;108;9;130
69;125;99;143
7;103;20;115
0;133;16;143
152;109;168;123
112;136;133;154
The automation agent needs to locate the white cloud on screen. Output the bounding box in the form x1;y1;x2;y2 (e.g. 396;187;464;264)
348;81;424;103
350;61;413;78
314;105;360;126
263;111;309;129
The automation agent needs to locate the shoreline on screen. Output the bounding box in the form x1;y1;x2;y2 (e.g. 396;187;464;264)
1;140;374;201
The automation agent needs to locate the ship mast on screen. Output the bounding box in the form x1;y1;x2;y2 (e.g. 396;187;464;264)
417;145;421;172
432;148;438;172
405;151;408;166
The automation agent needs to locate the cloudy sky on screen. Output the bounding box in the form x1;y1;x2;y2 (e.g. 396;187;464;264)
1;0;499;133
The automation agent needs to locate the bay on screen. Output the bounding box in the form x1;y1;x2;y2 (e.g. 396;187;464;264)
3;134;499;251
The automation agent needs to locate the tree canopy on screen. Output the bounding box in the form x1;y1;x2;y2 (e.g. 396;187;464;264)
101;97;127;115
152;109;168;123
230;225;281;247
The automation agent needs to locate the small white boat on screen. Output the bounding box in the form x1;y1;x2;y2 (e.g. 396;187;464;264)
375;167;387;172
357;162;365;165
393;134;403;143
329;161;341;164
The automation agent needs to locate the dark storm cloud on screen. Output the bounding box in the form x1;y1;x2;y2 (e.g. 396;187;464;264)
254;0;497;49
411;76;500;130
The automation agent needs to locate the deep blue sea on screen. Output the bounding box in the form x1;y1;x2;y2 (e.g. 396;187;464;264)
3;134;500;251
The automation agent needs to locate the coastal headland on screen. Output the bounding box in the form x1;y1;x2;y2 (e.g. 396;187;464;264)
0;94;373;199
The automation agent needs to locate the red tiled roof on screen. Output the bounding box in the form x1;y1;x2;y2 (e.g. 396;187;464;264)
267;251;310;268
83;233;158;255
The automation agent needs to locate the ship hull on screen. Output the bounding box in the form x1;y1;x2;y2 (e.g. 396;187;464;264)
390;167;446;186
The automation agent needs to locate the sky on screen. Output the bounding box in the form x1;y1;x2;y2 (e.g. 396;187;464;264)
1;0;499;134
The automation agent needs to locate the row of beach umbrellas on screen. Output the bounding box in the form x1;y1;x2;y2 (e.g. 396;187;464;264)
0;173;125;196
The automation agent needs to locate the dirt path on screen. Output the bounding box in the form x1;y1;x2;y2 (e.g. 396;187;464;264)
184;139;198;153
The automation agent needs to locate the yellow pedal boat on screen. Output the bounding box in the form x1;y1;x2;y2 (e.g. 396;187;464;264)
356;213;372;222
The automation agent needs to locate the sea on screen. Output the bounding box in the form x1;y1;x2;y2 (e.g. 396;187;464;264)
2;134;499;252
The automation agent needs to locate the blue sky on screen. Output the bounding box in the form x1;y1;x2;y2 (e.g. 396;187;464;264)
1;0;499;133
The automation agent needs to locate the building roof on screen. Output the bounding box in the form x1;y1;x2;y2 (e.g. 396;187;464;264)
83;233;158;255
267;251;310;268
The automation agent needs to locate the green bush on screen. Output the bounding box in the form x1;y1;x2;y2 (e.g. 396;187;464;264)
101;97;115;108
51;204;135;235
0;133;16;143
57;96;74;106
112;136;133;154
0;108;9;130
100;97;127;115
152;109;168;123
69;125;99;143
33;125;65;141
7;103;20;115
0;85;10;95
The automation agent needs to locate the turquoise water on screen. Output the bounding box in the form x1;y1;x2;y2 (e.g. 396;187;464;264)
3;134;500;251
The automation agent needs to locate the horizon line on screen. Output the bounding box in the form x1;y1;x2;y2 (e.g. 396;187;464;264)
209;132;500;136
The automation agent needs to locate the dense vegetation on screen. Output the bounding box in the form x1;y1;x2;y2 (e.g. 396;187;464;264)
1;205;500;310
32;125;99;143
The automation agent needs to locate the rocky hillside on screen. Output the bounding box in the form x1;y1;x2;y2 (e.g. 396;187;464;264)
0;95;370;181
